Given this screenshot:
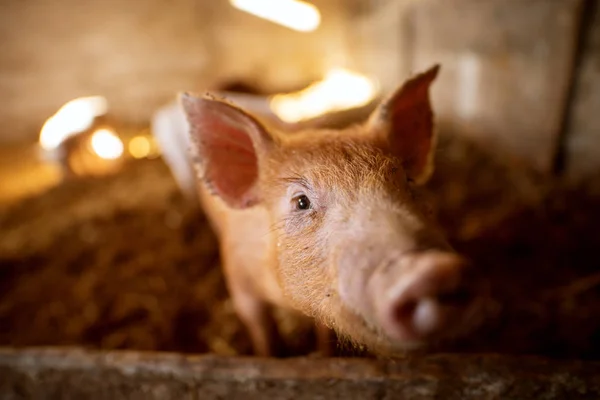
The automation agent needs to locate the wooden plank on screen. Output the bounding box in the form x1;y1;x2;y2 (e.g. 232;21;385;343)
408;0;582;173
1;347;600;399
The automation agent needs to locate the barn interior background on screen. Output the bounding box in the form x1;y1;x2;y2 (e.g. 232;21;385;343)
2;0;600;397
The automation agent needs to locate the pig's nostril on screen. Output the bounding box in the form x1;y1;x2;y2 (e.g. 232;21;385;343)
393;299;418;322
437;287;473;306
370;252;482;343
382;287;477;342
389;297;440;340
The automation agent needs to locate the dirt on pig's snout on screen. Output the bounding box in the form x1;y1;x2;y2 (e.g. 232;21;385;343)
1;135;600;359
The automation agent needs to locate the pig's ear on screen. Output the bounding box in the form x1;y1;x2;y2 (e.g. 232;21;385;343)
367;65;440;185
180;93;274;209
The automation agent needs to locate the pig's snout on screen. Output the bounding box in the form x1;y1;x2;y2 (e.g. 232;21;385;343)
368;251;480;344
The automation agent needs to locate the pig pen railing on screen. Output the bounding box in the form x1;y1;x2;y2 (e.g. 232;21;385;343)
1;347;599;399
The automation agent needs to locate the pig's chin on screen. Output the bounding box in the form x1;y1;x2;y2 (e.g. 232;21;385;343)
333;298;484;356
333;305;431;356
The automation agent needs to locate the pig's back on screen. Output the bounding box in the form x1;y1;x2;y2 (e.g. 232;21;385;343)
198;184;285;305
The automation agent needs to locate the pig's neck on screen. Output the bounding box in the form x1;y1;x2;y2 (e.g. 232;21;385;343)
231;205;285;305
199;184;285;305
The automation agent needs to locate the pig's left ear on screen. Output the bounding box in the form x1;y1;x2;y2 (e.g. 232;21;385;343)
367;64;440;185
180;93;275;209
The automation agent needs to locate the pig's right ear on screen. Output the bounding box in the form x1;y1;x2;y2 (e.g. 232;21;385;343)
180;93;274;209
367;65;440;185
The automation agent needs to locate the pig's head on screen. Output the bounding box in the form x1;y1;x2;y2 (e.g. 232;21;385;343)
182;65;487;355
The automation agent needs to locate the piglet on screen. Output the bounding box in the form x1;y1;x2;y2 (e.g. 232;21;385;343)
181;65;486;357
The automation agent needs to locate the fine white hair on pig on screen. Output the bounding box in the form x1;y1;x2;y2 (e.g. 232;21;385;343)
180;65;489;357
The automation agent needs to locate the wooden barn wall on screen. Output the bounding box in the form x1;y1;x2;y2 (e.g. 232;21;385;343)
1;0;600;181
344;0;588;176
0;0;347;145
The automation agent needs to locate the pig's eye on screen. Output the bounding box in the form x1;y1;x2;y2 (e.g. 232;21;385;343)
294;194;311;210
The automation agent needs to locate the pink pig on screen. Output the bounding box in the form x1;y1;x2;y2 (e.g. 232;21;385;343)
181;65;486;357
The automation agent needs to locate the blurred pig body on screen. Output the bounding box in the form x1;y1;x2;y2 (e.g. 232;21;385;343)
152;102;198;201
182;66;485;357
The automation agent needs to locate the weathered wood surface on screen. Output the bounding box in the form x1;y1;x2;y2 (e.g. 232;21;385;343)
1;347;600;399
408;0;583;173
0;0;347;145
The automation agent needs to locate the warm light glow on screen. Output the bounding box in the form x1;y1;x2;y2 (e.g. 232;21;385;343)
128;135;151;159
90;128;123;160
39;96;108;150
230;0;320;32
269;68;378;123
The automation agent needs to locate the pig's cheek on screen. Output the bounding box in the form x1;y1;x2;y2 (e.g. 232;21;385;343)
280;209;318;237
280;217;334;303
333;247;376;326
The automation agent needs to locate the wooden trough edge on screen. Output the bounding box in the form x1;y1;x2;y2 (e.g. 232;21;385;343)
1;347;600;399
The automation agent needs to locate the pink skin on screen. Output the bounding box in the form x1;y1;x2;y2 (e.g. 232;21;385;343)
181;65;487;357
333;202;476;347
